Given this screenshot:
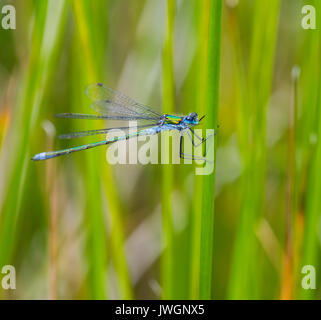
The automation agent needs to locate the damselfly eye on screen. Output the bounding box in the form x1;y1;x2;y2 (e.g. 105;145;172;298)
187;112;198;122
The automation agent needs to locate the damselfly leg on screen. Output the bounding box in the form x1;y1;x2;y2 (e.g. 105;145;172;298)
188;128;217;147
179;131;216;164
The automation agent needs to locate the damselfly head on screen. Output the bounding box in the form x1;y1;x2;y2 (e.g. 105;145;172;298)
186;112;199;125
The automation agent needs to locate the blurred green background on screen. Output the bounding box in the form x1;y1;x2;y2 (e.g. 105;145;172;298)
0;0;320;299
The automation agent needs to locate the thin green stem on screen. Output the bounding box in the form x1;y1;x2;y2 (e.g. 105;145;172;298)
228;0;280;299
161;0;175;300
198;0;222;299
0;0;68;279
72;0;132;299
299;0;321;300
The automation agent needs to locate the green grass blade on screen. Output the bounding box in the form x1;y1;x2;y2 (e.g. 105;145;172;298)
189;0;209;299
189;0;222;300
161;0;175;299
228;0;280;299
198;0;222;300
298;0;321;300
72;0;132;299
0;0;69;280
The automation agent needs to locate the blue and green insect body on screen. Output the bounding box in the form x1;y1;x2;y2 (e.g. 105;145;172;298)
32;83;208;161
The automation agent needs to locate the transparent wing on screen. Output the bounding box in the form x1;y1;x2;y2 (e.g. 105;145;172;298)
55;113;157;121
85;83;162;119
58;123;159;139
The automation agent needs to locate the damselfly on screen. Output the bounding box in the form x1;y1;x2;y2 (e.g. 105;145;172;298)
31;83;214;162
